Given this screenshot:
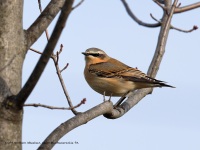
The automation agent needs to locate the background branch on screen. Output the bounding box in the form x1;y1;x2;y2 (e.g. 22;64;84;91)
30;45;79;115
33;1;79;115
150;13;198;33
121;0;161;28
38;0;50;41
24;98;86;110
38;101;113;150
15;0;74;109
51;46;79;115
175;2;200;13
26;0;66;49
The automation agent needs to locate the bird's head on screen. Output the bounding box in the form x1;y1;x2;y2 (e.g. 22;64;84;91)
82;48;110;65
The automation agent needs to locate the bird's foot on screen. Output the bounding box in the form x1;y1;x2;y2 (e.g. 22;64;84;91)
103;92;112;102
113;92;129;108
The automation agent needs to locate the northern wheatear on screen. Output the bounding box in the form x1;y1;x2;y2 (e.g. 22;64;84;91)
82;48;174;98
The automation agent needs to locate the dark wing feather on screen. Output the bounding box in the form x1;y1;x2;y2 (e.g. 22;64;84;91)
89;60;174;88
89;58;131;77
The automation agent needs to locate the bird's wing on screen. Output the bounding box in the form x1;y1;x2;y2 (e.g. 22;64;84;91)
88;58;131;77
89;59;174;87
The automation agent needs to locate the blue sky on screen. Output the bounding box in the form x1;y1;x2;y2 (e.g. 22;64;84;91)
23;0;200;149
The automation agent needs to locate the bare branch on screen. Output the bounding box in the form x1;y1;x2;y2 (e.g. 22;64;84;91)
51;50;78;115
38;0;50;41
72;0;84;10
38;0;43;13
121;0;161;28
104;0;178;119
150;13;162;23
60;63;69;73
24;98;86;110
38;101;113;150
30;45;78;114
150;13;198;33
26;0;66;49
29;47;43;55
171;25;198;33
58;44;63;55
175;2;200;13
153;0;166;10
15;0;74;109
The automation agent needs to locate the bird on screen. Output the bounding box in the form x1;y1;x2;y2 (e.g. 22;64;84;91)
82;48;174;100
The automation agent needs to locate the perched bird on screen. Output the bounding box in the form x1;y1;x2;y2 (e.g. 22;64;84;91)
82;48;174;97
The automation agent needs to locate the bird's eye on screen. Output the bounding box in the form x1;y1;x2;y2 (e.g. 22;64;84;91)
92;53;100;57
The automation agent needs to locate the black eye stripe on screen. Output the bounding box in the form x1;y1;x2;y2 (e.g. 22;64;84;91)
91;53;100;57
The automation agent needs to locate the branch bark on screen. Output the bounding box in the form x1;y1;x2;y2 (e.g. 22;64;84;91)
15;0;74;109
26;0;66;49
38;101;113;150
175;2;200;13
121;0;161;28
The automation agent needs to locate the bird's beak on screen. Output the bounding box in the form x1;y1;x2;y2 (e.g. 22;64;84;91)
82;52;88;56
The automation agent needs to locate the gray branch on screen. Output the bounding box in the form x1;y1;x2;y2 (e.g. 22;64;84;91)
121;0;161;28
175;2;200;13
15;0;74;109
25;0;66;49
38;101;113;150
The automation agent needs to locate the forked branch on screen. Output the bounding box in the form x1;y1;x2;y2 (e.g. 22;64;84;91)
24;98;86;110
15;0;74;109
26;0;66;49
150;13;198;33
121;0;161;28
175;2;200;13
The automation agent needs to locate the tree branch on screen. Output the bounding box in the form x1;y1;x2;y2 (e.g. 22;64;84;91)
51;45;79;115
104;0;178;119
72;0;84;10
150;13;198;33
24;98;86;110
15;0;74;109
171;25;198;33
38;0;50;41
30;45;79;115
32;1;79;115
121;0;161;28
38;101;113;150
175;2;200;13
26;0;66;49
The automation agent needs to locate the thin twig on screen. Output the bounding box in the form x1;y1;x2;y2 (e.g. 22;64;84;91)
29;46;78;115
38;0;50;41
56;51;59;65
24;98;86;110
153;0;166;10
72;0;84;10
175;2;200;13
51;48;79;115
34;2;79;115
29;47;43;55
150;13;162;23
150;13;198;33
15;0;74;109
121;0;161;28
171;25;198;33
61;63;69;73
58;44;63;55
